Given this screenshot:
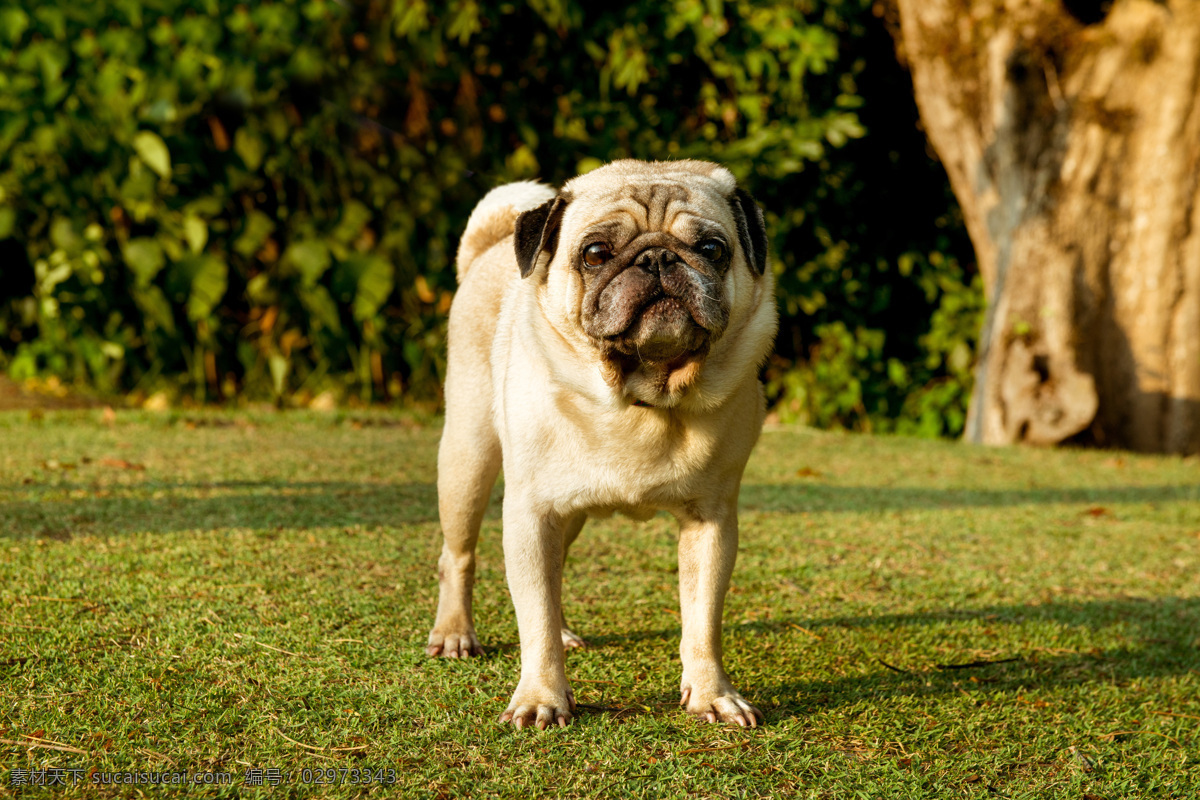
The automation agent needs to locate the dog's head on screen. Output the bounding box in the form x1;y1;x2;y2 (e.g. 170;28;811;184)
514;160;772;405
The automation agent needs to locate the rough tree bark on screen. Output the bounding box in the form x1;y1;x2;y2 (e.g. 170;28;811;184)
894;0;1200;453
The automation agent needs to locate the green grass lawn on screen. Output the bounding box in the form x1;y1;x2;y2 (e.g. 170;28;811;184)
2;410;1197;798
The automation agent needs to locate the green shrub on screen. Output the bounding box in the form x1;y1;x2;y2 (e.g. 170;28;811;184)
0;0;414;401
0;0;980;433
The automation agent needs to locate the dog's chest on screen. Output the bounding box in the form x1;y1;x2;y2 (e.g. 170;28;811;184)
520;404;732;512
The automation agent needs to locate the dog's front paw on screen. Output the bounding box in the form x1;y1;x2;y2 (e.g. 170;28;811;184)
680;680;763;728
499;682;575;730
425;625;483;659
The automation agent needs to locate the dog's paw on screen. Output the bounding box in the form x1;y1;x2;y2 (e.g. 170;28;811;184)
425;626;483;659
680;683;763;728
560;626;587;650
499;684;575;730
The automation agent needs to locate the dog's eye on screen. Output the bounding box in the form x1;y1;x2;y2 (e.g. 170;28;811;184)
697;239;725;261
582;243;613;267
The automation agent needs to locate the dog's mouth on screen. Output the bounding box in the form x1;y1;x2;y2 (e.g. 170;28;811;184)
581;239;729;365
608;294;708;362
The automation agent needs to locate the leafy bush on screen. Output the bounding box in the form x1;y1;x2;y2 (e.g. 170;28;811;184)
0;0;409;402
0;0;980;432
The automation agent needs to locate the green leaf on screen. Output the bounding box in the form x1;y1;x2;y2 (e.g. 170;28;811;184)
36;262;71;294
282;240;331;285
333;255;395;322
141;98;178;124
298;284;342;333
506;145;539;178
246;273;276;305
0;116;28;155
31;42;69;104
329;200;372;246
123;238;165;285
33;6;66;41
167;255;228;322
446;0;481;44
0;206;14;239
233;211;275;258
133;131;172;179
0;8;29;44
184;215;208;253
576;157;604;174
268;353;289;397
49;217;82;251
234;127;266;171
288;45;323;81
132;285;176;334
392;0;429;37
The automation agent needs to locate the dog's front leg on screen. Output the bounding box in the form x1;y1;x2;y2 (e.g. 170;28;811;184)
676;501;763;728
499;495;574;729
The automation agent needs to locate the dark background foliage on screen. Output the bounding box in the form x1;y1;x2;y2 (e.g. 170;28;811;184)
0;0;979;435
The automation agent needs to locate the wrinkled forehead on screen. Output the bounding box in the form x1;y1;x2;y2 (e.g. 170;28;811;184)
559;173;736;243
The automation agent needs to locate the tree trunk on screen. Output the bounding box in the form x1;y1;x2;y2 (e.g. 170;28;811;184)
894;0;1200;453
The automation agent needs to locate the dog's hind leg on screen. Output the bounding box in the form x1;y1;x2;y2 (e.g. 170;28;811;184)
427;359;500;659
560;512;588;650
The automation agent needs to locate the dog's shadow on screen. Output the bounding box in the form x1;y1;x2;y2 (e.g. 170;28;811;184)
5;479;1198;540
572;596;1199;721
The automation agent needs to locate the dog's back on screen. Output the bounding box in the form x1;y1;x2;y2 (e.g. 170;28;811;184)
446;181;556;412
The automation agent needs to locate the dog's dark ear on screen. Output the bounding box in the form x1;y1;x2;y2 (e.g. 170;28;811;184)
514;196;568;278
730;188;768;276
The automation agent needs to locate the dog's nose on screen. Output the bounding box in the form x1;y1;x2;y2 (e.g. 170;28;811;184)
633;247;680;276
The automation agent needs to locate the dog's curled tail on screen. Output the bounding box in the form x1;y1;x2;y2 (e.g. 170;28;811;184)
455;181;557;281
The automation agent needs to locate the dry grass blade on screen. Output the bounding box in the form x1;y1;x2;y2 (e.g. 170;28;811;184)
254;641;306;657
23;596;91;603
1;737;87;755
1150;710;1200;721
274;728;326;752
788;624;823;640
138;747;175;763
677;741;750;755
18;734;80;749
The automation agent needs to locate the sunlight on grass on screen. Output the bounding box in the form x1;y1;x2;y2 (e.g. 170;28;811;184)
2;412;1197;798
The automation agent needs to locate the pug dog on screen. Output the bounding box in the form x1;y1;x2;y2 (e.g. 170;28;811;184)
427;159;777;730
